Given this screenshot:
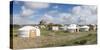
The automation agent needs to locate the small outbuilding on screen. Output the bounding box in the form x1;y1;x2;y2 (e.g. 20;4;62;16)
52;26;59;31
88;24;97;31
18;26;40;38
79;26;89;32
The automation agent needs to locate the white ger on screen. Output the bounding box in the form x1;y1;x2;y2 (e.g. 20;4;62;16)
18;26;40;38
79;26;90;32
67;24;77;33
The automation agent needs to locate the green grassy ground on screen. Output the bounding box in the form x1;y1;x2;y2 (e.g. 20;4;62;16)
11;28;97;49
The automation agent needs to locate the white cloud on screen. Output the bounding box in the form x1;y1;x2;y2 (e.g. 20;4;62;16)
40;5;97;24
47;10;59;17
85;15;97;24
24;2;50;9
41;14;54;24
13;14;38;25
13;2;97;25
82;6;97;15
59;13;71;18
72;5;97;16
58;13;73;24
71;5;97;24
13;1;50;25
20;6;34;17
52;5;97;24
13;6;35;25
18;2;50;17
19;2;50;17
72;6;81;15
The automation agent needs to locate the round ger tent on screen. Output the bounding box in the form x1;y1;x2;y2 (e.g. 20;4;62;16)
79;26;89;32
67;24;77;33
18;26;40;38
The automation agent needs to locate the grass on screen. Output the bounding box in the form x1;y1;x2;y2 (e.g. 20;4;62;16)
40;32;97;47
10;27;97;49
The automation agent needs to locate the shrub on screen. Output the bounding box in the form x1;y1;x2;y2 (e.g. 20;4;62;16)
74;40;87;45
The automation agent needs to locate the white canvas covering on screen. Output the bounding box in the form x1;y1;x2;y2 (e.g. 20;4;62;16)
80;26;89;28
19;31;29;37
19;26;36;31
67;24;77;32
18;26;40;37
80;26;90;31
67;24;77;29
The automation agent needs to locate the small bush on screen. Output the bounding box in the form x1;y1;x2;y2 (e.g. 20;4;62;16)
87;34;92;36
74;40;87;45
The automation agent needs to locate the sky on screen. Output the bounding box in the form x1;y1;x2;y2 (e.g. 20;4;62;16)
10;1;97;25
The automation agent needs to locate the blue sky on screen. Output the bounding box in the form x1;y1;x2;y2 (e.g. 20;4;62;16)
12;2;76;14
11;1;97;25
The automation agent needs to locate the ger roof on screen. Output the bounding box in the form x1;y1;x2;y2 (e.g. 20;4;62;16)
18;26;37;31
80;26;89;28
67;24;77;29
